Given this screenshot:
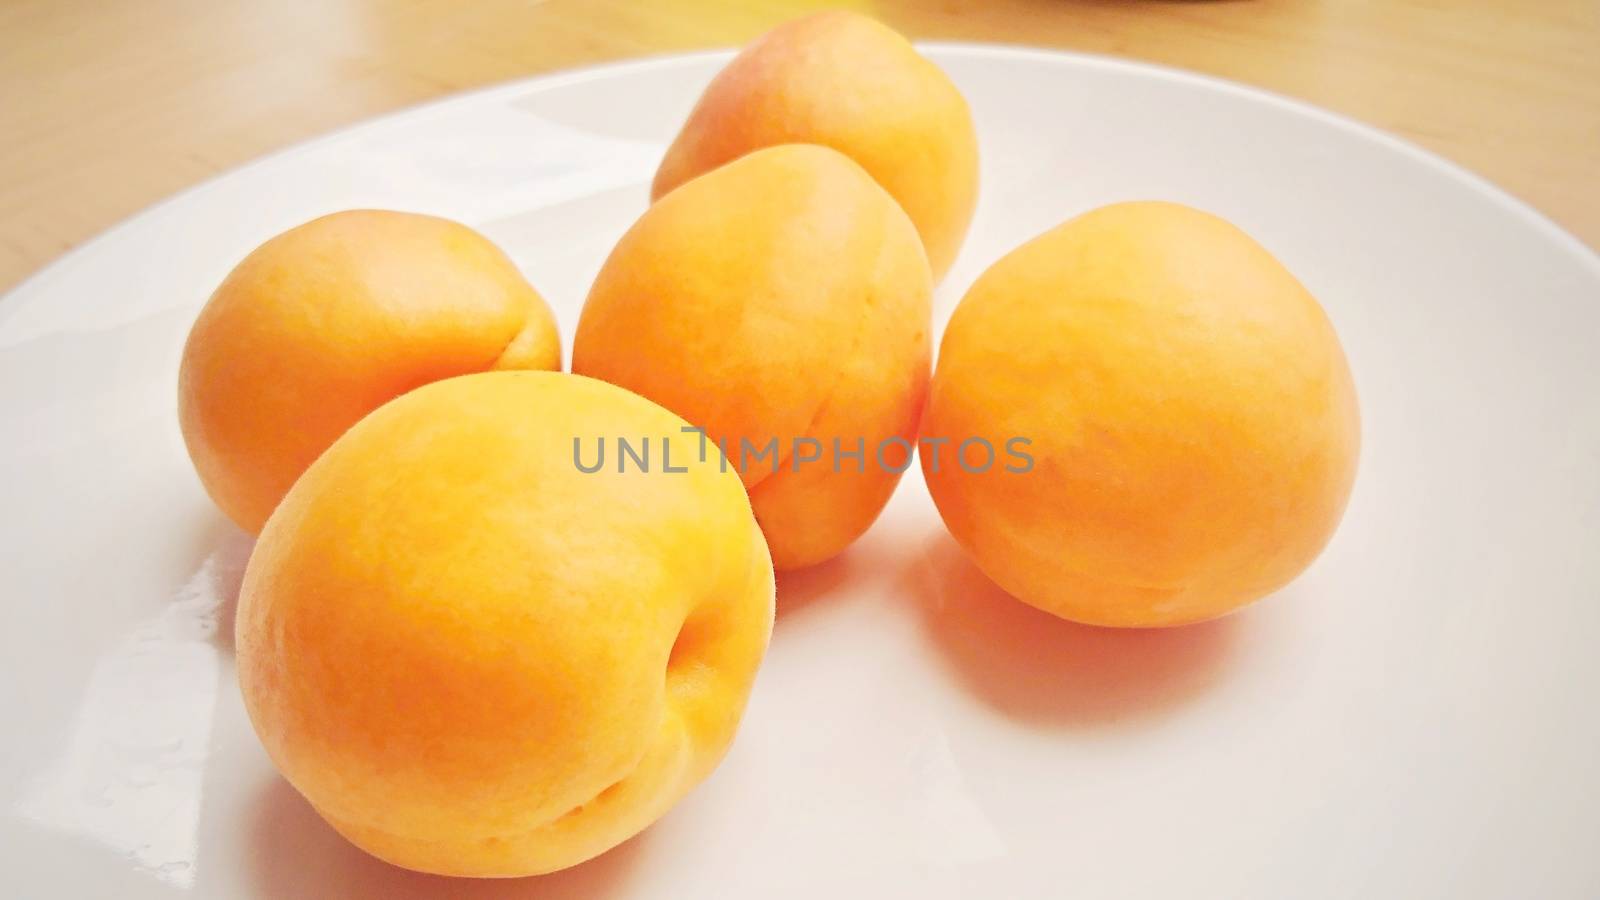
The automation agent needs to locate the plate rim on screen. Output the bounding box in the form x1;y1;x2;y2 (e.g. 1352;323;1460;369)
4;41;1596;317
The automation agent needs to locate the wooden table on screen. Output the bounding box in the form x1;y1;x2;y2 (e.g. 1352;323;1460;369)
3;0;1596;293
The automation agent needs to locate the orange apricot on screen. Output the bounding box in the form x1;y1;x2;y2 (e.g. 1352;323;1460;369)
237;371;773;876
178;209;559;534
653;11;979;281
576;144;932;570
922;201;1361;626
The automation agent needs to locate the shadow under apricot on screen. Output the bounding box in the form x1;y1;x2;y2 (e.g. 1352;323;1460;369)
904;532;1244;728
246;777;650;900
773;549;859;622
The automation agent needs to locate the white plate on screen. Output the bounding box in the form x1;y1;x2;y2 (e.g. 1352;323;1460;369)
3;45;1598;899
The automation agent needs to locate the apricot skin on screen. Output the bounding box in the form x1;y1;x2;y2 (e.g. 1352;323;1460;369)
653;11;978;281
575;144;932;571
921;202;1361;627
236;371;774;877
178;210;560;535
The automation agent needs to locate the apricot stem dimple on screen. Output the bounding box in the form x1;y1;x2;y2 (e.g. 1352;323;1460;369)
667;624;693;675
666;611;711;681
491;309;560;372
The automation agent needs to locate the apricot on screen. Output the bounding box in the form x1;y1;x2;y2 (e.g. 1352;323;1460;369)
236;371;774;876
178;209;560;534
575;144;932;571
921;202;1360;627
653;11;978;281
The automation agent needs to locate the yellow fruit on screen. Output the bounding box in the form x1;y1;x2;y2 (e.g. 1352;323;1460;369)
575;144;932;571
653;11;978;281
236;371;774;876
922;202;1360;627
179;209;560;534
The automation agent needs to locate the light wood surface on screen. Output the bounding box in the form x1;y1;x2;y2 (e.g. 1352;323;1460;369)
3;0;1596;293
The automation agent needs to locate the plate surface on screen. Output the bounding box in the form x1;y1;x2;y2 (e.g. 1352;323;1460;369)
3;46;1598;899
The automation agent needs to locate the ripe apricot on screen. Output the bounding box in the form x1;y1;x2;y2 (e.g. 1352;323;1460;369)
236;371;774;876
575;144;932;571
922;202;1360;627
178;209;560;534
653;11;979;281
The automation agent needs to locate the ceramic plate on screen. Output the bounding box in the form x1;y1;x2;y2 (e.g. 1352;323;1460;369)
3;46;1598;899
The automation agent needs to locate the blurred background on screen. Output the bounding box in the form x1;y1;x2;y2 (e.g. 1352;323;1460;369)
2;0;1595;293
